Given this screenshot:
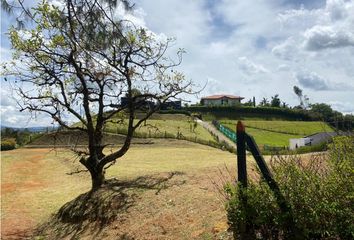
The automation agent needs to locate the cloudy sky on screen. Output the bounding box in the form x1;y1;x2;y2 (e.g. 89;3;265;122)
1;0;354;127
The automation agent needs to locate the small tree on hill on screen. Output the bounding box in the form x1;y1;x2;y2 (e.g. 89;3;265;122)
293;85;309;109
3;0;194;191
258;97;270;107
270;94;281;108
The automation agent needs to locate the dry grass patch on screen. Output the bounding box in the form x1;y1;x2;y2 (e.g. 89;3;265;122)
2;140;266;239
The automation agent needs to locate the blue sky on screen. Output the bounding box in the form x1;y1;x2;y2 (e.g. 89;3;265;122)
1;0;354;127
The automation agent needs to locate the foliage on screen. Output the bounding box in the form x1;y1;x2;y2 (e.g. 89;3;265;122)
243;99;255;107
258;97;270;107
310;103;334;120
185;106;317;121
1;138;16;151
226;136;354;239
158;109;191;116
293;85;309;109
1;127;43;147
270;94;281;108
3;0;193;190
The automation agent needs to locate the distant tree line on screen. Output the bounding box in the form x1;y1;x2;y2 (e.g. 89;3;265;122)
1;128;42;148
239;86;353;131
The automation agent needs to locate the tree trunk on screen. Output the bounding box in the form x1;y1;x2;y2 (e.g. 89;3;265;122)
90;168;105;191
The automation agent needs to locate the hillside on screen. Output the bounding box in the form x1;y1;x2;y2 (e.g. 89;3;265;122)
26;131;155;148
27;113;220;149
72;113;218;144
220;120;334;147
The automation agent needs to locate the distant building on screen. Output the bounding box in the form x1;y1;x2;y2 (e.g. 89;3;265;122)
201;94;244;106
160;101;182;110
120;97;155;109
120;97;181;110
289;132;346;150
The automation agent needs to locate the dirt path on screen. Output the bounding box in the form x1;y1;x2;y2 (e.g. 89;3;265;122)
1;148;90;239
195;119;236;148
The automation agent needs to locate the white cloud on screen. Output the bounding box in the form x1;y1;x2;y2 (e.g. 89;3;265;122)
237;56;269;74
328;101;354;114
303;25;354;50
272;37;299;60
295;70;354;91
278;0;354;51
326;0;349;21
203;77;224;96
295;71;330;90
277;64;291;71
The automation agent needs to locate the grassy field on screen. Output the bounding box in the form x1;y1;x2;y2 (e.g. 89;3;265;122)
2;140;251;239
221;120;333;147
74;113;217;144
105;118;216;142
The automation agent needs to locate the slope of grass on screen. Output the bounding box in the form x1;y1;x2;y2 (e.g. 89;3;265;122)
220;120;333;147
105;140;235;178
104;113;217;143
243;128;302;147
222;120;333;136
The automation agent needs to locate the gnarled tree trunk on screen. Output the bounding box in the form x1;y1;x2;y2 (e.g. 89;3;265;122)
89;166;105;191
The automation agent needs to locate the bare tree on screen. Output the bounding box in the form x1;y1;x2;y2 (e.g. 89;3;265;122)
3;0;194;191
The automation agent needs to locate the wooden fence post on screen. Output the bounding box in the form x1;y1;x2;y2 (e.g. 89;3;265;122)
236;121;254;239
236;121;247;187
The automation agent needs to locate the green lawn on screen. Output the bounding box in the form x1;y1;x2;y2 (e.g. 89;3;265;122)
222;120;333;135
72;113;217;143
220;120;332;147
104;114;217;143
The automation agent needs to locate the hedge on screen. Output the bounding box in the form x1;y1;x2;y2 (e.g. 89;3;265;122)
184;106;319;121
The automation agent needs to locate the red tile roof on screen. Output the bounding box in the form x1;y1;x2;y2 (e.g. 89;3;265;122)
201;94;244;100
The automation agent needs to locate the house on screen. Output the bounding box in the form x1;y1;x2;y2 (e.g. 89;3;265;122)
289;137;312;150
201;94;244;106
289;131;347;150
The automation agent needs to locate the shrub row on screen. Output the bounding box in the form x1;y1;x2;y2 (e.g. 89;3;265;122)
158;109;191;116
184;106;319;121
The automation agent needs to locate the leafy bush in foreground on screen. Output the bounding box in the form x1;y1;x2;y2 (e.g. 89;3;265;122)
1;139;16;151
226;136;354;239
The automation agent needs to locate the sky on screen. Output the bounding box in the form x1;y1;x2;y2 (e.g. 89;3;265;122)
1;0;354;127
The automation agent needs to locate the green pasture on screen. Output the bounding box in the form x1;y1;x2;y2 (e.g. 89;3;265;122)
103;113;217;143
220;120;333;147
221;120;333;136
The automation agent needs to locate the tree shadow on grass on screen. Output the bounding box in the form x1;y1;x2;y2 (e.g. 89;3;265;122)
35;171;186;240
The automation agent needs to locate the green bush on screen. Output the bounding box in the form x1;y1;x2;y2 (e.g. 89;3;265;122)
158;109;191;116
261;141;329;155
1;139;16;151
226;136;354;239
292;141;328;154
